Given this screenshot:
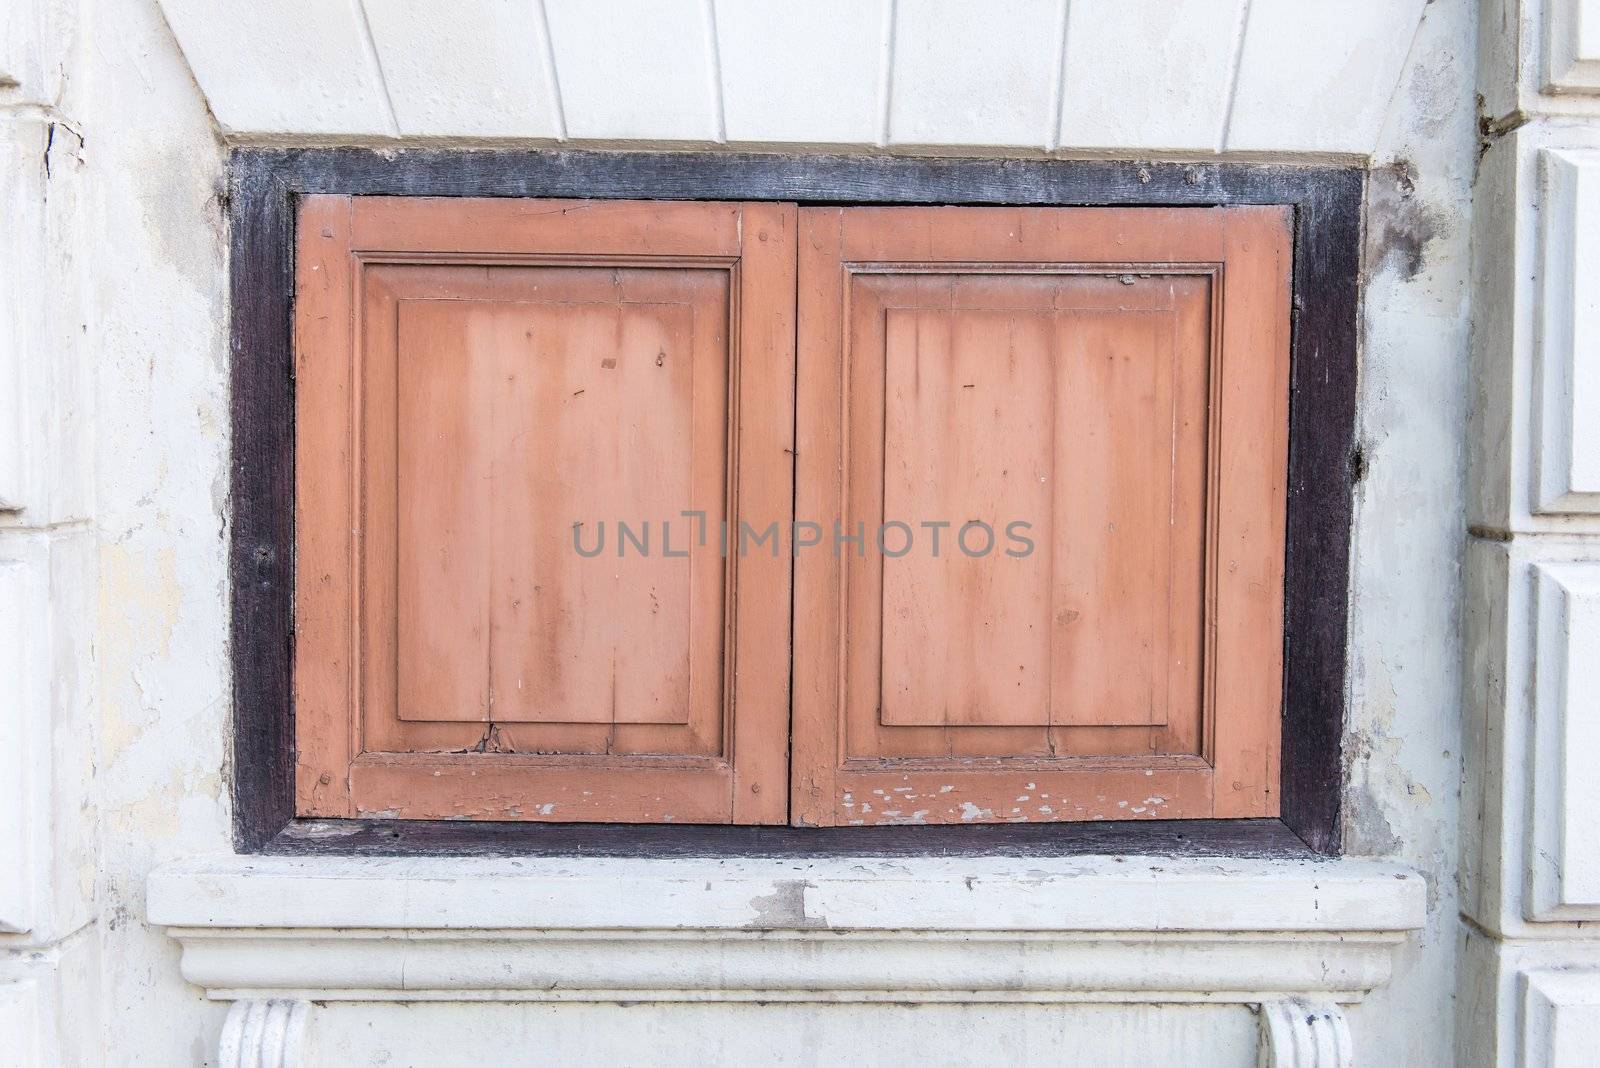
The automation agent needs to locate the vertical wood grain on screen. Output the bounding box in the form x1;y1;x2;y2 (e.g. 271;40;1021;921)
879;308;1054;728
791;206;847;825
394;297;702;726
727;200;797;824
292;194;358;817
395;301;493;722
795;204;1287;826
1208;205;1292;818
296;196;794;824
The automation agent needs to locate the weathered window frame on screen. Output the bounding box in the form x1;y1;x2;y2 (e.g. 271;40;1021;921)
229;149;1361;856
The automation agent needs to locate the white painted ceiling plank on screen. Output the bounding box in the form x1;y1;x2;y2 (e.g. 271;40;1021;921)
157;0;394;136
1056;0;1245;153
715;0;887;146
888;0;1063;149
1225;0;1429;155
544;0;719;142
362;0;562;138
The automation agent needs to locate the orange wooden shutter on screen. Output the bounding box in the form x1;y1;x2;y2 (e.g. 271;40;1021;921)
792;205;1291;826
293;196;795;823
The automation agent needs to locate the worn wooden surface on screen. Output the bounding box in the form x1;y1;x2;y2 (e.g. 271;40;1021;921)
289;194;795;825
382;272;718;729
231;149;1359;853
291;196;358;819
267;817;1315;859
793;204;1291;828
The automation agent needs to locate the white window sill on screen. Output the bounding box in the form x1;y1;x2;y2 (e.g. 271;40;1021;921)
148;853;1425;1007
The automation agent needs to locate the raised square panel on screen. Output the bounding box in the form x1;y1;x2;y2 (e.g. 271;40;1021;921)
1535;150;1600;514
293;197;794;824
873;288;1206;732
386;276;720;732
793;205;1290;827
1523;969;1600;1066
1546;0;1600;93
1528;561;1600;919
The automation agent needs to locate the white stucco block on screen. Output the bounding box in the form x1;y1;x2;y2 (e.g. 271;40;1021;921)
0;528;96;940
887;0;1063;148
1483;0;1600;121
0;119;41;513
155;0;393;135
1546;0;1600;92
0;981;41;1067
362;0;562;138
715;0;886;145
1226;0;1428;155
1522;969;1600;1066
0;543;44;934
0;0;72;106
0;117;91;522
1529;562;1600;921
1056;0;1243;152
1536;149;1600;514
545;0;719;142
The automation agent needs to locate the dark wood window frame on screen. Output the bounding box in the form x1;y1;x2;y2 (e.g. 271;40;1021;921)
230;149;1361;858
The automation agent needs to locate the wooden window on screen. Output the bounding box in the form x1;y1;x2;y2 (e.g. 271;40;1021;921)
293;197;795;823
290;194;1290;828
793;206;1290;825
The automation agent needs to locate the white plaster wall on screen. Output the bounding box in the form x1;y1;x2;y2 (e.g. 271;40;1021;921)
0;0;101;1060
304;1002;1260;1067
1338;3;1476;1063
76;0;234;1061
155;0;1431;159
2;0;1488;1063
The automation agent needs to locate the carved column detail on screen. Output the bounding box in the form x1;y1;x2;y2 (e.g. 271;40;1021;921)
218;999;311;1068
1258;999;1354;1068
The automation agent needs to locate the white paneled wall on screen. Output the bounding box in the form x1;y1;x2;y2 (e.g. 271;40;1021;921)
1523;970;1600;1066
1055;0;1243;153
544;0;721;142
1469;2;1600;1064
157;0;1431;157
1226;0;1427;154
714;0;886;145
1529;562;1600;921
1536;150;1600;515
157;0;394;135
1;2;100;1065
886;0;1064;148
363;0;562;138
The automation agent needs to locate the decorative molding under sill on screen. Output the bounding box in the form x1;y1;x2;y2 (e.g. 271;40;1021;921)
149;854;1425;1006
218;999;308;1068
1259;999;1355;1067
169;928;1411;1006
153;856;1419;1065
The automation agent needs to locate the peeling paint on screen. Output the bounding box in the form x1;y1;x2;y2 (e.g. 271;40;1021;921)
745;880;825;929
1367;160;1446;282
